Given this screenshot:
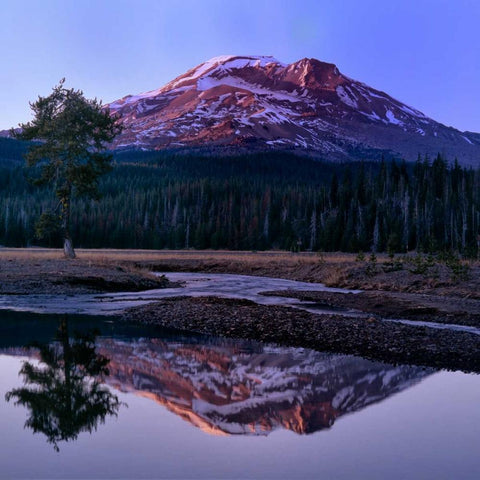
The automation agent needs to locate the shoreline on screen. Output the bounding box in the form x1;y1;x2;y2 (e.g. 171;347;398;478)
1;249;479;373
0;254;175;294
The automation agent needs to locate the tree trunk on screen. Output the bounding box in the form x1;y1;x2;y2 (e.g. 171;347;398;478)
64;237;75;259
61;189;76;259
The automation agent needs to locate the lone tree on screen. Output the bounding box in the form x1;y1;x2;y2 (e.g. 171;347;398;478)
14;79;122;258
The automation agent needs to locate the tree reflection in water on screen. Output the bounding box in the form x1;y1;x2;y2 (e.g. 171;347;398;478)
5;318;123;451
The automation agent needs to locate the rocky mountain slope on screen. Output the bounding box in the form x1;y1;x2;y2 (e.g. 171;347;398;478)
107;55;480;164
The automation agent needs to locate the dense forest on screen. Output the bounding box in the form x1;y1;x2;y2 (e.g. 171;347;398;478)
0;138;479;255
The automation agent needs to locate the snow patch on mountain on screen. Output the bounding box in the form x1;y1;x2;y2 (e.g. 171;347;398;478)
336;85;358;109
169;55;286;90
385;109;403;126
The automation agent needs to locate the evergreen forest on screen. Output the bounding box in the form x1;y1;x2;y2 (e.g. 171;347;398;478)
1;138;479;255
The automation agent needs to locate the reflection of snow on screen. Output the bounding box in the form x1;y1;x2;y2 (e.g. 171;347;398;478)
96;336;432;436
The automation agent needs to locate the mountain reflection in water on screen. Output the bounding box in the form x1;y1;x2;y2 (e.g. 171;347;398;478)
1;311;433;440
97;337;432;436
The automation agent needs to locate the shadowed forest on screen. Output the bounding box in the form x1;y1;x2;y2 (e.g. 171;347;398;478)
1;138;479;255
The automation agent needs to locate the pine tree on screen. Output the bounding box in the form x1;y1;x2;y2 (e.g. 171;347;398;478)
14;80;122;258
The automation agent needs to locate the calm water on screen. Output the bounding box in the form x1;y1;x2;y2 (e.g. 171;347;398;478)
0;310;479;479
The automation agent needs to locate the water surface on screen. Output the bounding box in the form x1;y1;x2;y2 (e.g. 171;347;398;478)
0;310;479;479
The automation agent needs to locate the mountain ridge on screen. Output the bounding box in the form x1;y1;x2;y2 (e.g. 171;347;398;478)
2;55;479;164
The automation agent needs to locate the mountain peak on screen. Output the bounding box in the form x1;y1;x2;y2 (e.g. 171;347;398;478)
294;57;338;69
284;57;342;90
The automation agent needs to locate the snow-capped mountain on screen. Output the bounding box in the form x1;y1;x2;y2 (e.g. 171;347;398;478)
98;337;431;436
107;55;480;164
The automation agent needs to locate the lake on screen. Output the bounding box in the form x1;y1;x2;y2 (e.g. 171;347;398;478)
0;310;479;479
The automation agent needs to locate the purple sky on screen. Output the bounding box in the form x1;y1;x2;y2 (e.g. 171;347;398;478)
1;0;479;132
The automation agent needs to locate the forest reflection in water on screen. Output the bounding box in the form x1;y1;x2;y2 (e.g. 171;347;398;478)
2;311;433;445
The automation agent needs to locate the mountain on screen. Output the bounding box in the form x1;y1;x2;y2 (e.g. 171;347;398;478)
107;55;480;164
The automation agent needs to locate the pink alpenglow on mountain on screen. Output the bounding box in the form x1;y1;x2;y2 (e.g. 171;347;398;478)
108;55;480;164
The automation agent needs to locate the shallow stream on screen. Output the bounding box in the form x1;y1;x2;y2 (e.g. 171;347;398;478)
0;272;360;315
1;272;479;335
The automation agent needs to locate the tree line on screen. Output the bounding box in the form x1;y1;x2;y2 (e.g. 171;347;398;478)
1;147;479;255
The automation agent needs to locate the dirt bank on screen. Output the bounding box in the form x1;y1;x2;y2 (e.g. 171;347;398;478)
0;256;173;294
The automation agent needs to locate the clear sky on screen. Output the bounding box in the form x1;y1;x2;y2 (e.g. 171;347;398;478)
1;0;479;132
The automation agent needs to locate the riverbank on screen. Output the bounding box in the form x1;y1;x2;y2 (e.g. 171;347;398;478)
2;247;478;294
1;248;478;323
0;251;173;294
1;248;479;372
